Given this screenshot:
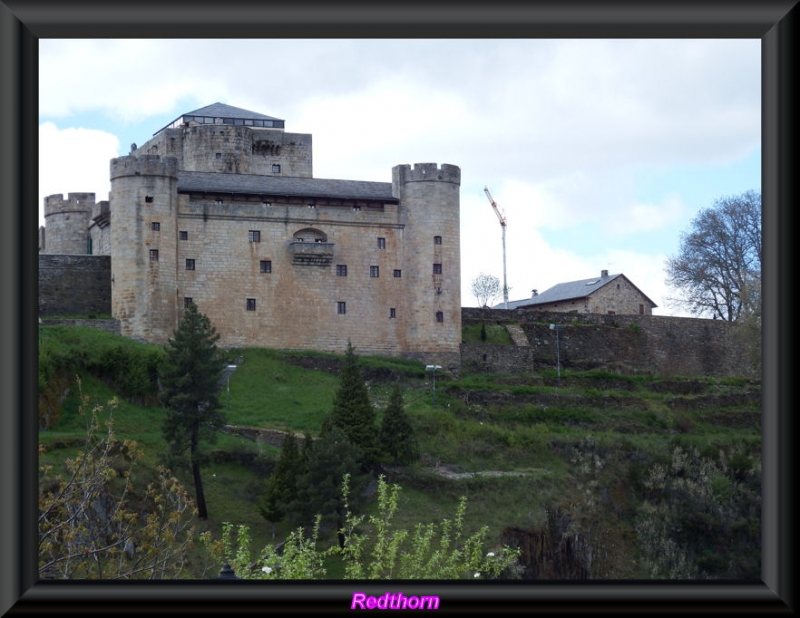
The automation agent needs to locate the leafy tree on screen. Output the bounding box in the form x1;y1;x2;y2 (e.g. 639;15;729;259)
379;386;418;465
286;426;367;546
471;272;502;308
158;303;227;520
39;379;197;579
260;433;304;538
321;342;380;468
665;190;761;321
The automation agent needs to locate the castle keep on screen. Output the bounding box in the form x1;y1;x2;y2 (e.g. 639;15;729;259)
39;103;462;367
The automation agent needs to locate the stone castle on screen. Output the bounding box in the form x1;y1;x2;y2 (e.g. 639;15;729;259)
39;103;462;367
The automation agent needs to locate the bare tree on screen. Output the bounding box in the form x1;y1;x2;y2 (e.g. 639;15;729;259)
665;190;761;321
471;273;502;308
39;379;197;579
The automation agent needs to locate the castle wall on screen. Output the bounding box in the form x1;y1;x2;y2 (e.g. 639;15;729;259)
88;201;112;255
38;109;458;367
173;195;405;354
160;165;459;368
38;255;111;316
110;155;180;343
140;125;313;178
392;163;462;369
461;308;758;378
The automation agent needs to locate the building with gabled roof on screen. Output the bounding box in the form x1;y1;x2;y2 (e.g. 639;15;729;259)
39;103;463;368
497;270;657;316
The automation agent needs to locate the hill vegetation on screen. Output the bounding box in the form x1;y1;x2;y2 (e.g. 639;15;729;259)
37;324;761;580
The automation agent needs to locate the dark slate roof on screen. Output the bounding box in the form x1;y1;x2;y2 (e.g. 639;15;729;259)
177;171;398;203
184;102;283;123
496;273;657;309
155;103;285;136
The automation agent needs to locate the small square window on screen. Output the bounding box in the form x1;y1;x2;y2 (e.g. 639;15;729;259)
260;260;272;273
393;269;402;278
272;164;281;173
436;311;444;323
337;301;346;315
352;205;361;212
249;230;261;242
336;264;348;277
184;297;193;308
149;249;159;261
247;298;257;311
179;231;188;240
214;199;223;204
185;259;195;270
377;237;386;249
215;153;222;159
370;266;379;278
145;196;154;203
151;222;160;231
433;263;442;275
434;235;442;245
390;308;396;319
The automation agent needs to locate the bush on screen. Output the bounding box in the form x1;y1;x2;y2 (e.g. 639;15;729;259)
634;445;761;579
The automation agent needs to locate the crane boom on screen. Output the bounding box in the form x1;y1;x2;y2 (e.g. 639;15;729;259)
484;186;506;226
483;186;509;309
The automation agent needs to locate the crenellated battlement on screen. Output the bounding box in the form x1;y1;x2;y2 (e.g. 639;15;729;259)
110;154;179;180
44;192;96;217
392;163;461;186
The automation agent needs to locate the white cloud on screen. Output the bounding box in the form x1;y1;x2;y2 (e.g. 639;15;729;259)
39;122;119;225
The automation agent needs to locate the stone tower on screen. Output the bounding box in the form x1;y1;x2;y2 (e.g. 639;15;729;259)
109;154;179;343
41;193;95;254
392;163;461;368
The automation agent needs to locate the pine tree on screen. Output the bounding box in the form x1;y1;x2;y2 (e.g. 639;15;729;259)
322;342;380;468
379;385;418;465
260;433;303;538
286;426;367;545
159;303;227;520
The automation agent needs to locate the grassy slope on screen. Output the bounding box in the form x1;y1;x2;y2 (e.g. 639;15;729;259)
38;327;761;579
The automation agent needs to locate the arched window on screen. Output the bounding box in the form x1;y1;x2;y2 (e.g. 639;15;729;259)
293;227;327;243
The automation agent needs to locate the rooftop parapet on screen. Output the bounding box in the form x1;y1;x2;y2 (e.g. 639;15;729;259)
110;154;179;180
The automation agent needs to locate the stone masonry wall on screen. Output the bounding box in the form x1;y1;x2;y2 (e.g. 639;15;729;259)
462;307;758;378
38;255;111;316
140;124;313;178
586;277;654;315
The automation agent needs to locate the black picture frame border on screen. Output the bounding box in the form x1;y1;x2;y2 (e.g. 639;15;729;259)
1;1;795;614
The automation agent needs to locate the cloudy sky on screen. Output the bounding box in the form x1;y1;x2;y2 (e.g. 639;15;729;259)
39;39;760;316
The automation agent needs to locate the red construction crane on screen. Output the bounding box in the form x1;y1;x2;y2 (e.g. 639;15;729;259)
483;186;509;309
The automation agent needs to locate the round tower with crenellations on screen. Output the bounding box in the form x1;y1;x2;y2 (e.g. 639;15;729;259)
392;163;461;369
42;193;95;254
109;154;179;343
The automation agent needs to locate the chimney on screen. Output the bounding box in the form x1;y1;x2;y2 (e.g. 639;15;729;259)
601;269;608;278
531;289;538;297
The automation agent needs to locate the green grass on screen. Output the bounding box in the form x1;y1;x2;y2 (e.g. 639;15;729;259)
462;323;514;345
38;326;761;580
